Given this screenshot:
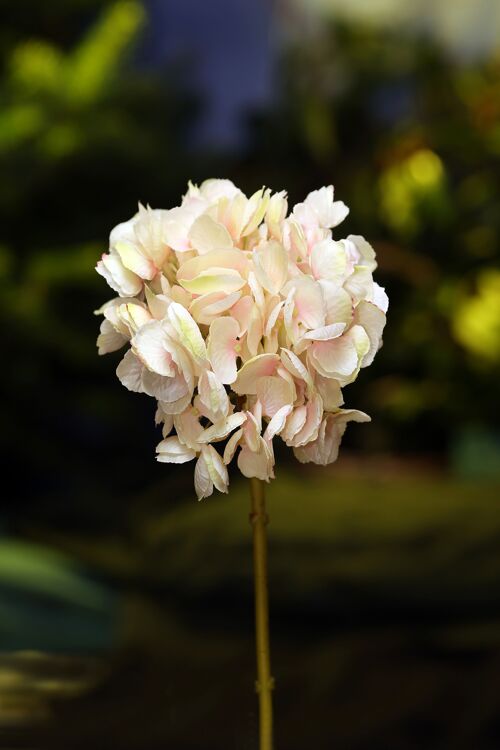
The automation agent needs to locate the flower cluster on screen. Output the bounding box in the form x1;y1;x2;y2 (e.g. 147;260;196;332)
96;180;388;499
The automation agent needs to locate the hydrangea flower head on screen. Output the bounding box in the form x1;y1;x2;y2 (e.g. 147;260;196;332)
96;180;388;499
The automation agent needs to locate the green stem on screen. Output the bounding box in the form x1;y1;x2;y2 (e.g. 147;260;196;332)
249;477;274;750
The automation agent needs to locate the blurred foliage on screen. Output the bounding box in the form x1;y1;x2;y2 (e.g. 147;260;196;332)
3;471;500;748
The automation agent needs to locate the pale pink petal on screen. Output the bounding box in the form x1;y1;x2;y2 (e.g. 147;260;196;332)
156;436;197;464
289;393;323;447
256;376;295;418
310;239;347;282
132;320;175;376
233;354;280;395
231;295;253;335
198;412;247;443
188;214;234;254
264;404;293;440
207;317;240;384
289;278;325;329
223;427;244;465
281;404;307;444
97;319;127;355
116;350;145;393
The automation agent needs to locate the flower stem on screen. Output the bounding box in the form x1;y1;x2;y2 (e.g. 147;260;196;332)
249;477;274;750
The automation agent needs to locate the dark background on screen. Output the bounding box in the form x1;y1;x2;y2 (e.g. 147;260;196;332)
1;1;500;748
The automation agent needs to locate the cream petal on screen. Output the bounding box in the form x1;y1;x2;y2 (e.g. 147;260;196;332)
145;285;170;319
264;300;284;338
265;191;288;238
280;348;313;388
96;253;142;297
142;369;189;403
232;354;280;395
344;265;374;302
198;178;241;202
353;301;386;367
318;282;353;326
231;295;253;335
237;440;273;481
174;407;203;449
294;409;370;465
190;291;242;325
309;325;369;383
156;436;197;464
178;249;249;280
290;393;323;447
304;186;349;228
188;214;233;254
310;239;347;283
242;188;271;236
115;240;156;280
371;282;389;314
247;307;264;357
157;391;192;415
314;373;344;410
179;268;246;295
253;241;288;295
198;370;230;422
168;302;207;365
201;445;229;494
301;322;346;341
347;234;377;272
194;452;213;500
